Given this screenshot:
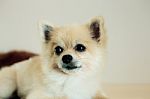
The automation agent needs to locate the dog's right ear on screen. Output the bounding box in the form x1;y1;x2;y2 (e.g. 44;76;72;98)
39;21;54;43
87;16;105;42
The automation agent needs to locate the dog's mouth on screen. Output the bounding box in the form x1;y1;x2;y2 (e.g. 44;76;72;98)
56;62;82;74
62;63;82;70
64;65;80;70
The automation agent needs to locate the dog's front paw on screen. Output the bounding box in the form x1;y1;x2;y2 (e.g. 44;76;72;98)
93;92;108;99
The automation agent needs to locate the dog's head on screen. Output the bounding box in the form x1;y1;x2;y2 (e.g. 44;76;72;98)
39;16;106;75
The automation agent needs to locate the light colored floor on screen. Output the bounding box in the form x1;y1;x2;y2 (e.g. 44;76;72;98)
103;84;150;99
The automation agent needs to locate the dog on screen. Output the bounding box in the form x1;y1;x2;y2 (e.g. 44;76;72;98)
0;16;107;99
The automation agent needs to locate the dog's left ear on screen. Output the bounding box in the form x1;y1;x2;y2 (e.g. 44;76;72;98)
87;16;105;42
39;21;54;43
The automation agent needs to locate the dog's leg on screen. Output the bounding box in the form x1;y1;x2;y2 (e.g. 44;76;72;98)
0;67;17;99
26;90;68;99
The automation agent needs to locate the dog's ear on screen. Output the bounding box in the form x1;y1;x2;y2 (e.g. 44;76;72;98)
39;21;54;43
87;16;105;42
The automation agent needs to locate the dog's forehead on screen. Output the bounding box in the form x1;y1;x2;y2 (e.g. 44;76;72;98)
52;25;91;46
59;25;89;38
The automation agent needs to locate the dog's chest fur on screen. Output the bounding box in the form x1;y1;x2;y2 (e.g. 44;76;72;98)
45;75;98;99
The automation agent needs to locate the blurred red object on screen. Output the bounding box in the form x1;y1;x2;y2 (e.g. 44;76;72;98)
0;50;38;68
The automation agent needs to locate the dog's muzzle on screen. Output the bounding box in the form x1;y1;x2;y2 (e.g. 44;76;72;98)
61;54;81;70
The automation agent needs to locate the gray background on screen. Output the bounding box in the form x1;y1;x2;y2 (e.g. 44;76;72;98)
0;0;150;83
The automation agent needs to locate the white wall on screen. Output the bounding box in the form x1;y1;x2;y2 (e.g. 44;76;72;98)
0;0;150;83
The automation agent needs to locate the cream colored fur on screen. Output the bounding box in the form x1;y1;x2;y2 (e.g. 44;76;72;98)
0;16;107;99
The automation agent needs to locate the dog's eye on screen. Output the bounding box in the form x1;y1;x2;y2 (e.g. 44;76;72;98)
75;44;86;52
55;46;63;55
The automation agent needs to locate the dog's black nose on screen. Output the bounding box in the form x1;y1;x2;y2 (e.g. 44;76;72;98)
62;54;73;64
